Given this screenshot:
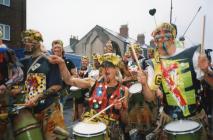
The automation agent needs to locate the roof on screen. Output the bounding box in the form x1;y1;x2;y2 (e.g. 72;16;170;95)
74;25;137;47
64;45;74;53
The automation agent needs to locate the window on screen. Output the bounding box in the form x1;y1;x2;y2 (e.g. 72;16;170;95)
0;24;10;40
0;0;10;7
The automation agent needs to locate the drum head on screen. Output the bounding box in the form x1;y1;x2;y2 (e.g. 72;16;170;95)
164;120;202;134
73;122;106;137
70;86;80;91
128;83;142;94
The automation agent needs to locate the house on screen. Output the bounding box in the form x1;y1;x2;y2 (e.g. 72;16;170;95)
0;0;26;49
72;25;136;61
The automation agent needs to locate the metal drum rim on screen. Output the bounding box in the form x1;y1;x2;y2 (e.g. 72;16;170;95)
14;122;41;136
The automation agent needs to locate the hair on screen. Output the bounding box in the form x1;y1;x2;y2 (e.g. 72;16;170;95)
52;39;63;47
52;39;64;55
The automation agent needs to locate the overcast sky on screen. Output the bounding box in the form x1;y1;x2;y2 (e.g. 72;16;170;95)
27;0;212;50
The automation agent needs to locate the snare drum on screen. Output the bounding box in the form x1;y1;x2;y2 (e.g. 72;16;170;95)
128;83;142;94
164;120;202;140
73;121;106;140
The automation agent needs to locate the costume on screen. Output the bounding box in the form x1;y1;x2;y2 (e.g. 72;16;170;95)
20;55;66;139
81;53;128;140
147;23;209;140
17;29;67;140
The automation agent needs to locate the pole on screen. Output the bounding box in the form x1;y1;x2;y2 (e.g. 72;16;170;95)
201;15;206;54
170;0;173;23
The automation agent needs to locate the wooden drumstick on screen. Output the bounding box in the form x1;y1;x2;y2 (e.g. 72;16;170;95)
85;96;126;122
130;45;143;72
201;15;206;54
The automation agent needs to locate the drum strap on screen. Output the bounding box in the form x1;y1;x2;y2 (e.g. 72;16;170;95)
27;53;46;74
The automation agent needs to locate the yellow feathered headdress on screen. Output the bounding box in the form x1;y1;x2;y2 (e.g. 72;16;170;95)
128;44;142;54
98;53;120;66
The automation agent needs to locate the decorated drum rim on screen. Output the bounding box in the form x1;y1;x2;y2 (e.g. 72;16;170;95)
73;122;106;137
164;120;202;135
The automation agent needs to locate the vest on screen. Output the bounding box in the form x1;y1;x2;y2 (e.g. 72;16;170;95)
88;81;125;120
151;45;202;118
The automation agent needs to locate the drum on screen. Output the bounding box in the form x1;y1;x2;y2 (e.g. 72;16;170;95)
70;86;82;99
13;109;44;140
128;83;142;94
164;120;202;140
73;121;106;140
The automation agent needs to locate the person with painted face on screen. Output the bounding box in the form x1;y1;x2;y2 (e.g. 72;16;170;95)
137;23;213;140
17;29;68;140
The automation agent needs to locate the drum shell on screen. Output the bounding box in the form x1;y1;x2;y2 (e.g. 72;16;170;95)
70;90;82;99
13;109;44;140
165;130;202;140
74;134;105;140
164;121;202;140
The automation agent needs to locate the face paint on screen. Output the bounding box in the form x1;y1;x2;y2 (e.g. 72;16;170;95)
162;42;169;54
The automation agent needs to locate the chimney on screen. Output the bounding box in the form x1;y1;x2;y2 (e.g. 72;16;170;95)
119;25;128;38
137;34;145;45
70;35;79;49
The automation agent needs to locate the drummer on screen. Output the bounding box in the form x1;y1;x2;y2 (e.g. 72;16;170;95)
16;29;68;140
138;22;213;140
49;53;129;139
122;44;147;86
72;55;90;121
0;27;23;140
88;53;101;80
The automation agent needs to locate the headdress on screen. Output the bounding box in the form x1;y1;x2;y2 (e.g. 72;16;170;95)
92;53;100;60
104;40;113;53
98;53;121;67
128;44;142;54
21;29;43;43
151;23;177;39
81;55;89;61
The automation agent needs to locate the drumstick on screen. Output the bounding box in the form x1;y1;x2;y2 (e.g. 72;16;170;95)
200;15;206;54
14;103;26;106
130;45;143;72
85;96;126;122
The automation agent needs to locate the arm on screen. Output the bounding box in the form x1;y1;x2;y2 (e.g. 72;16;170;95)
48;55;95;88
137;70;156;102
197;53;213;86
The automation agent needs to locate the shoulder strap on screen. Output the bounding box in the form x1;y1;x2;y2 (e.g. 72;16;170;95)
27;53;46;74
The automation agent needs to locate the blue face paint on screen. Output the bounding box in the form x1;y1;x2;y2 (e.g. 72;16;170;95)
162;42;169;54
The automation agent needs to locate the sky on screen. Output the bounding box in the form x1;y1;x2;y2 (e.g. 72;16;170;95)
27;0;212;50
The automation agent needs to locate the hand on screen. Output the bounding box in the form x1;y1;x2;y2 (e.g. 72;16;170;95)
48;55;64;64
114;99;122;110
198;54;209;73
25;95;41;107
0;84;7;94
137;70;148;86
